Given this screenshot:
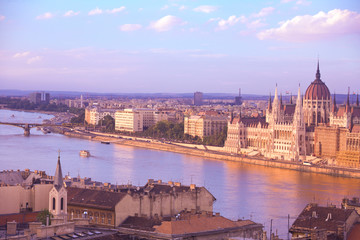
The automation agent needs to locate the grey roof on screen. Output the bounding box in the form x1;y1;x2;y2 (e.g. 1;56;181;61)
0;171;24;185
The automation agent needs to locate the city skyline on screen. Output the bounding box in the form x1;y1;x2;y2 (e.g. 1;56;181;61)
0;0;359;94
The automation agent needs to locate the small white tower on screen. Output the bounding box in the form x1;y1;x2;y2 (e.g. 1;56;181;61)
49;151;67;222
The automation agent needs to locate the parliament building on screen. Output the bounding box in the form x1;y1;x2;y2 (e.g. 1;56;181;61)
224;62;360;168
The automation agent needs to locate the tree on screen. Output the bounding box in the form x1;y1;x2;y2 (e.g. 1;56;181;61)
98;115;115;132
37;209;53;225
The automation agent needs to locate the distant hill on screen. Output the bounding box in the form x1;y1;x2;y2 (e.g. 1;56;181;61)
0;89;355;103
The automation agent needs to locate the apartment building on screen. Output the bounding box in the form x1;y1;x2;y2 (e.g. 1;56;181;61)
184;114;228;139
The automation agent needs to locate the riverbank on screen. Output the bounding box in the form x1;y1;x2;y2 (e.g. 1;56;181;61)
61;129;360;179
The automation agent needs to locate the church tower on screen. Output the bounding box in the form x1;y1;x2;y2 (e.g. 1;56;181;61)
293;85;306;159
49;151;67;221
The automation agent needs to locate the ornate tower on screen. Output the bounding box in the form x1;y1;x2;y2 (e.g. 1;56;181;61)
303;61;331;126
293;85;306;159
49;151;67;222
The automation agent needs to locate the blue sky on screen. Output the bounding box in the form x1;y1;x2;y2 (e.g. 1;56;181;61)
0;0;359;95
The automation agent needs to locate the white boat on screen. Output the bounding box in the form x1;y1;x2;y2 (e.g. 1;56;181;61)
80;150;91;157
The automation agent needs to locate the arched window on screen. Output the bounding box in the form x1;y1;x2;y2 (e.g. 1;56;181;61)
61;198;64;210
52;197;55;210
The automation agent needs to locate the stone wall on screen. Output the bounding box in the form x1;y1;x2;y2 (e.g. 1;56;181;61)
36;222;75;238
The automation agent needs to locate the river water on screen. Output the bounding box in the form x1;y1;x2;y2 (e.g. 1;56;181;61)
1;109;360;238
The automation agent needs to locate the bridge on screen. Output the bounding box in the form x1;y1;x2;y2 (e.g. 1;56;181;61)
0;122;58;136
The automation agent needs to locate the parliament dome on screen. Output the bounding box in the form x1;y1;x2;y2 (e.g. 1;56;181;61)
304;62;330;100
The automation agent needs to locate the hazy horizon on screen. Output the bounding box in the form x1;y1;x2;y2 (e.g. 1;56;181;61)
1;0;359;95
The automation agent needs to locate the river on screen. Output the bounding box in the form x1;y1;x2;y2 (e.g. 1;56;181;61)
1;109;360;238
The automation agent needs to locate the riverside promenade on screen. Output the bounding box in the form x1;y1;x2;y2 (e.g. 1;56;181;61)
60;129;360;179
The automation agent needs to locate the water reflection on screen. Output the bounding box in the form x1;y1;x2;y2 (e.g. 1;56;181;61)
1;109;360;238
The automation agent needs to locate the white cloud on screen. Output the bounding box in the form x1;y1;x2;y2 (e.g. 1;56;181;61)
281;0;294;3
257;9;360;41
107;7;126;14
161;5;169;10
217;15;246;30
296;0;311;6
119;24;142;32
27;56;42;64
0;15;5;21
190;53;227;58
193;5;217;13
13;52;30;58
149;15;185;32
179;5;186;11
64;10;80;17
36;12;54;20
247;19;267;29
88;7;103;16
252;7;275;18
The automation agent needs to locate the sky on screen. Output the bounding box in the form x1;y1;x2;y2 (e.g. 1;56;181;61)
0;0;359;95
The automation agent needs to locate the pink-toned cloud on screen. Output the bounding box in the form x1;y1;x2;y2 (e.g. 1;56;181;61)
64;10;80;17
193;5;217;13
27;56;42;64
36;12;54;20
107;7;126;14
149;15;185;32
119;24;142;32
88;7;103;16
217;15;246;30
251;7;275;18
0;15;5;21
13;52;30;58
257;9;360;41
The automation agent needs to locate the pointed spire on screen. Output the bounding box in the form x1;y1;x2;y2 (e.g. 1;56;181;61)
315;59;321;80
290;92;293;104
268;92;272;111
230;111;234;123
332;92;337;113
346;87;350;113
280;93;283;107
54;150;64;190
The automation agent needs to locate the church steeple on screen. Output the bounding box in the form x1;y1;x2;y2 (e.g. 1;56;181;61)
54;150;63;190
315;59;321;80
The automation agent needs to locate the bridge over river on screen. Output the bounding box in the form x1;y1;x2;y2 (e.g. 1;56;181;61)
0;122;58;136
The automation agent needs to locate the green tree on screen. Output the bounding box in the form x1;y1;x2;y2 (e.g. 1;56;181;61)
98;115;115;132
36;209;53;225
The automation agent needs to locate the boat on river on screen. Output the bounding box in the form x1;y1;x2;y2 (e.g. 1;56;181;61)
80;150;91;157
101;141;110;144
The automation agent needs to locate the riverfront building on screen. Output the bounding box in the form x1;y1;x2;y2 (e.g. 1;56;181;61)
184;113;228;139
224;62;360;165
85;107;117;125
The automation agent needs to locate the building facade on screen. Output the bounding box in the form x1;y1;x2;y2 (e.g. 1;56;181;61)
85;107;117;125
194;92;203;106
184;114;228;139
224;62;360;165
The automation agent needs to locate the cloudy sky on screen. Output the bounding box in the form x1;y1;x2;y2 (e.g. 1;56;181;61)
0;0;359;94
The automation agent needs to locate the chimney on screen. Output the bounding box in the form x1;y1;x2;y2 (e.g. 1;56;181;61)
190;184;196;190
312;211;317;218
168;181;174;186
174;182;181;187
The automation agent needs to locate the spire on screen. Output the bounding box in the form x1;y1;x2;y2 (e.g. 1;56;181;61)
315;59;321;80
54;150;64;190
357;93;359;106
268;92;272;111
230;111;234;123
346;87;350;113
332;92;337;113
290;92;293;104
280;93;283;107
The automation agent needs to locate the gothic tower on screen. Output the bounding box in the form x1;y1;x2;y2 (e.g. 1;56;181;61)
49;151;67;221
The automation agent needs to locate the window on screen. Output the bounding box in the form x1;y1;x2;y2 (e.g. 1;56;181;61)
52;197;55;210
61;198;64;210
